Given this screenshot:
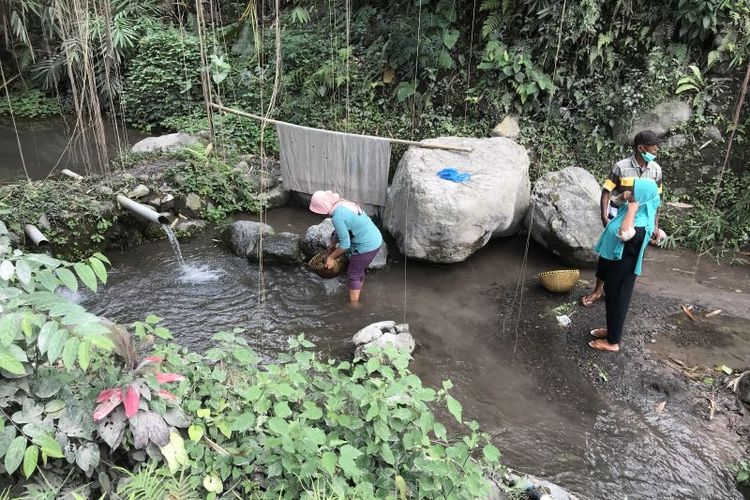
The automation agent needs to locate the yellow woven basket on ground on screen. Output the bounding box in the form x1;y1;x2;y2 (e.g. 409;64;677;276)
308;251;348;279
538;269;580;293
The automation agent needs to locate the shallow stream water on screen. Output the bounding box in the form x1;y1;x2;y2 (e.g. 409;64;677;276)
77;207;746;499
0;117;144;182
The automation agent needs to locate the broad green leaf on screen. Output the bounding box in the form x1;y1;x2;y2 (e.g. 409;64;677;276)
483;444;501;462
88;257;107;284
274;401;291;419
396;475;408;500
442;29;459;49
86;335;113;350
203;474;223;493
0;427;17;458
23;444;38;478
433;422;447;441
92;252;110;265
320;451;337;475
37;322;56;354
0;346;25;374
62;337;80;371
77;341;91;370
153;327;172;340
159;432;188;474
145;314;162;325
31;435;63;458
381;442;395;465
47;329;67;363
73;263;97;292
15;260;31;285
215;420;231;438
0;313;20;346
24;254;61;268
338;444;363;478
4;436;26;474
230;413;254;432
0;260;14;281
446;394;463;423
55;268;78;293
188;425;204;442
267;417;288;434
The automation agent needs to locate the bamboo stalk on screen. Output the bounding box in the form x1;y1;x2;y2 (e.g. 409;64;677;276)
209;103;474;153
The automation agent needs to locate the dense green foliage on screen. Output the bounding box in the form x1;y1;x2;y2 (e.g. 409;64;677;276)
121;29;203;131
0;89;60;120
164;146;268;221
0;238;504;498
1;0;749;254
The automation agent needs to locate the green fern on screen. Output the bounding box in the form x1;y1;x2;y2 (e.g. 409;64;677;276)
115;463;200;500
481;12;503;38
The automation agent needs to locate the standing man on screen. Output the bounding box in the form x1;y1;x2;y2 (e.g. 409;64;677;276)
580;130;665;307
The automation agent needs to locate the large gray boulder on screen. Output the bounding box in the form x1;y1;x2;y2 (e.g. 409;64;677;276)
131;133;204;153
223;221;274;257
384;137;530;263
254;232;303;265
614;100;693;145
301;219;335;258
528;167;602;267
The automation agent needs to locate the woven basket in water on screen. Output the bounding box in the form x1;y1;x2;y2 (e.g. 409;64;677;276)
538;269;580;293
308;251;348;279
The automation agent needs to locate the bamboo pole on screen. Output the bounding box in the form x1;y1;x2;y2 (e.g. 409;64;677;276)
209;103;474;153
61;169;84;181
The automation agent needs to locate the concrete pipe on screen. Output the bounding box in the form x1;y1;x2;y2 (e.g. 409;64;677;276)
116;194;170;225
25;224;51;247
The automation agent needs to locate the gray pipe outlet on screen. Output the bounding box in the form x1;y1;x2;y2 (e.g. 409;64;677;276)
25;224;51;247
116;194;170;225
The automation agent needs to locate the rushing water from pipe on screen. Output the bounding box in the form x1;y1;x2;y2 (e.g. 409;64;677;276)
161;224;185;267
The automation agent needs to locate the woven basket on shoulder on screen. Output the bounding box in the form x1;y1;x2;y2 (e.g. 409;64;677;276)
308;251;348;279
538;269;580;293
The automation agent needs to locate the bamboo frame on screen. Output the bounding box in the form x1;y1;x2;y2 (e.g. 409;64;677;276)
209;103;474;153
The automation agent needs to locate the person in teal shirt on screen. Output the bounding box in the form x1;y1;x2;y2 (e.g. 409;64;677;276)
309;190;383;303
588;178;660;352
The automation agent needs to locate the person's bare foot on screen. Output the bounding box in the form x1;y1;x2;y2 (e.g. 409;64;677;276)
590;328;607;339
579;290;604;307
589;339;619;352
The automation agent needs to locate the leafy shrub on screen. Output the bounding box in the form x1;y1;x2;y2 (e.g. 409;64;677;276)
143;332;502;498
0;89;60;120
661;171;750;255
163;111;280;155
0;233;112;481
164;147;267;221
121;29;203;131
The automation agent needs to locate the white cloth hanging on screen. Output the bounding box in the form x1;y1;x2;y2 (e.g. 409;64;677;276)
276;122;391;206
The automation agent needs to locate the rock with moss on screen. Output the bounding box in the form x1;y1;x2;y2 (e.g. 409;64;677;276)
252;232;303;265
174;220;207;240
223;221;274;257
131;133;204;154
614;100;693;145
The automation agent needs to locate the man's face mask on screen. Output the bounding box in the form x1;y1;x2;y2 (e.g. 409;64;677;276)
640;147;656;163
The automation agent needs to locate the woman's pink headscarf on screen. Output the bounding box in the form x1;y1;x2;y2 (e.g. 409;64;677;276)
309;190;361;215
